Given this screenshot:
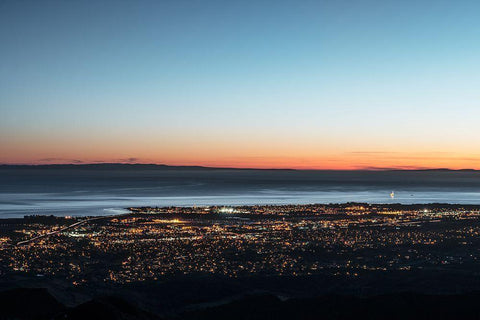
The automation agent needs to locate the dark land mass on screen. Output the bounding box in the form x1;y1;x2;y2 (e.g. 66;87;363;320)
3;286;480;320
0;163;291;171
0;163;478;171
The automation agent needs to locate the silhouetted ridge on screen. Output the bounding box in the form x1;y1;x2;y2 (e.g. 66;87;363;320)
4;288;480;319
55;296;162;320
181;292;480;320
0;163;213;170
2;163;477;171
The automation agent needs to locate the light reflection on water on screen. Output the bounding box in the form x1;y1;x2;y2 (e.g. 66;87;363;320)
1;189;480;218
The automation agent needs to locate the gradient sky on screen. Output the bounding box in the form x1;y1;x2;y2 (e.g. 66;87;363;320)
1;0;480;169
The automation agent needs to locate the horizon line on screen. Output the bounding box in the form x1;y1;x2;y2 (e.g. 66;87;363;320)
0;162;478;172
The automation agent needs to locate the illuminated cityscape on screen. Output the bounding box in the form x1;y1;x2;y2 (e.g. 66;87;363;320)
3;203;480;285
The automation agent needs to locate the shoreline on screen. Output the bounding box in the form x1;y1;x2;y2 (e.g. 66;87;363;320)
2;201;480;222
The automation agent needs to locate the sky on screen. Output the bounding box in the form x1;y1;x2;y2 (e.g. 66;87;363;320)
1;0;480;169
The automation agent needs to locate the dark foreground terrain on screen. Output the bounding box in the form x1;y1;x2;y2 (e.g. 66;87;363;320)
2;286;480;320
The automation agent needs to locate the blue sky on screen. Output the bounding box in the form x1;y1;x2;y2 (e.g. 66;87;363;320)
1;0;480;168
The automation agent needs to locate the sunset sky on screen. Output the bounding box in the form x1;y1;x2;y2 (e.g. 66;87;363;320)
1;0;480;169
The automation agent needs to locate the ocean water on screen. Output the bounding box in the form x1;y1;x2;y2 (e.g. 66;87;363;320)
1;166;480;218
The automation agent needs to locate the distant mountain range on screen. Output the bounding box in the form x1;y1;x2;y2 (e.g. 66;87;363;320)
0;163;478;172
0;163;285;171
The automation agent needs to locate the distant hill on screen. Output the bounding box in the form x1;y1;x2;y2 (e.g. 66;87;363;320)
0;163;215;170
0;163;477;172
0;163;294;171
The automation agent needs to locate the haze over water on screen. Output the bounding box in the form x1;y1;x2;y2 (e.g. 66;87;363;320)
1;166;480;218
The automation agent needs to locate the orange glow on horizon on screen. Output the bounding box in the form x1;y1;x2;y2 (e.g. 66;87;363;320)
2;155;480;170
2;131;480;170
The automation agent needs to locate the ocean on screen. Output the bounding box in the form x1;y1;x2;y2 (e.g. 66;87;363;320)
1;165;480;218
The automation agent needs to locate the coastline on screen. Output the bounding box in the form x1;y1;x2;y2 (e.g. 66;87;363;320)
3;201;480;221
